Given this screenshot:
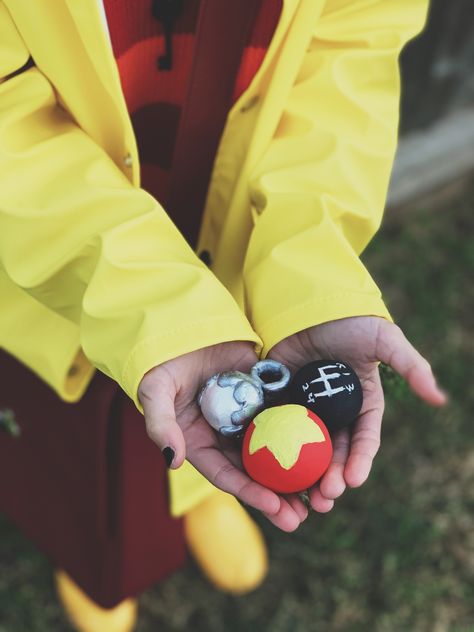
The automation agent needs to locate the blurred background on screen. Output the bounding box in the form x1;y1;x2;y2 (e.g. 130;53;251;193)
1;1;473;630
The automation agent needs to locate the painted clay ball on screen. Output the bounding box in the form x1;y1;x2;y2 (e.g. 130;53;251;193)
242;404;333;493
198;371;264;437
289;360;363;434
198;360;291;437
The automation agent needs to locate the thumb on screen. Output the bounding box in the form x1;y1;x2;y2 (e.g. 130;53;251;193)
375;320;448;407
139;381;186;469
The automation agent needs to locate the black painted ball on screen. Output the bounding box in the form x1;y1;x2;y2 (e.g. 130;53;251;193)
288;360;363;434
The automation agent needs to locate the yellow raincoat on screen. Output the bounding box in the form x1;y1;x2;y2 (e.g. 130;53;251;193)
0;0;428;515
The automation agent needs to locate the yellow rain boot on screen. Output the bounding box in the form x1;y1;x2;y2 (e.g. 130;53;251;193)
184;491;268;594
55;570;137;632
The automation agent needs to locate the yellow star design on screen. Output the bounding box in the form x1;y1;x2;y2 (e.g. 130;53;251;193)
249;405;325;470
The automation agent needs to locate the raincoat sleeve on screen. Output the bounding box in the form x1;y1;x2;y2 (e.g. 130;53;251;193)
243;0;429;356
0;3;261;409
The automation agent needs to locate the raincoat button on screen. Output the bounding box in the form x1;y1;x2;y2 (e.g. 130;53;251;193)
240;95;259;112
123;153;133;167
68;364;80;378
199;250;212;266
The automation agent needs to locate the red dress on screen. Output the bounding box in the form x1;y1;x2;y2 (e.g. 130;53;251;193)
0;0;282;608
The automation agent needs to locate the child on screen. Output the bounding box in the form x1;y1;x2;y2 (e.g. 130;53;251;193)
0;1;445;630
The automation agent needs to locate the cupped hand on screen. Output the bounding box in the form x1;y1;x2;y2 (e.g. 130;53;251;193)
268;317;447;513
138;341;308;532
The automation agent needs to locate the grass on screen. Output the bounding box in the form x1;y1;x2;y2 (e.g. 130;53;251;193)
1;185;473;632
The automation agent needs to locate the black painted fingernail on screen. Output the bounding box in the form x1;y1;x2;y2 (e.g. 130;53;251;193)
162;447;175;468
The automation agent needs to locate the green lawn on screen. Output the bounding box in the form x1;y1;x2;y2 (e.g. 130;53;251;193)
1;186;473;632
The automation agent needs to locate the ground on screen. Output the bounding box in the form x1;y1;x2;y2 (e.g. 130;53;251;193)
1;184;473;632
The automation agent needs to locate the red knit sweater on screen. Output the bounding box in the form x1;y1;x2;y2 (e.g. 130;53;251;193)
103;1;282;237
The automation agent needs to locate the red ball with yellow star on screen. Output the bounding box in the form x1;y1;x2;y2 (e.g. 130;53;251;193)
242;404;333;493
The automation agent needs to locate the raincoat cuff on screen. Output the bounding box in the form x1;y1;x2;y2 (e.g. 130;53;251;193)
258;292;392;358
121;316;263;413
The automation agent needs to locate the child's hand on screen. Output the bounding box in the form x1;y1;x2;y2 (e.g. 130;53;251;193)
268;317;447;513
138;341;308;532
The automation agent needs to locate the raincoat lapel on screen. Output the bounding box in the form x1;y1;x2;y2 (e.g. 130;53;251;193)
63;0;126;110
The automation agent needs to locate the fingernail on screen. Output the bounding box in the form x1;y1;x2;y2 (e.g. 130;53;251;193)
162;447;175;468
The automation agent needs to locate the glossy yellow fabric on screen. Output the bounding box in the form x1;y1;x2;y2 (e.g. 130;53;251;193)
0;0;428;515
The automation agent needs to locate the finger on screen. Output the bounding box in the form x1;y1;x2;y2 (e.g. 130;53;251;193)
219;440;306;528
217;437;307;523
283;494;309;522
308;487;335;513
140;384;186;469
376;321;448;406
262;497;302;532
190;445;282;516
344;372;383;488
318;428;351;500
